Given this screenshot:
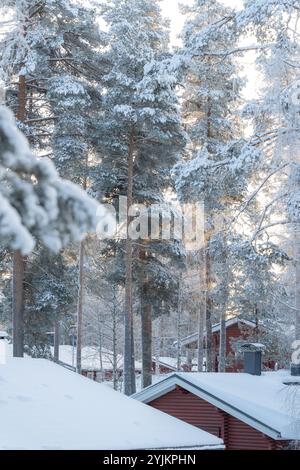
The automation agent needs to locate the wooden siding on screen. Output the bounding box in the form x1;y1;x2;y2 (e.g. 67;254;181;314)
226;415;276;450
186;322;256;372
151;386;223;437
149;386;289;450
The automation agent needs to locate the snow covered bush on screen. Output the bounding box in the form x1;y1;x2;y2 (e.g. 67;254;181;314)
0;105;99;255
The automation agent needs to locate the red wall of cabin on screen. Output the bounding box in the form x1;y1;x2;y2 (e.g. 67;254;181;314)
149;386;288;450
212;323;252;372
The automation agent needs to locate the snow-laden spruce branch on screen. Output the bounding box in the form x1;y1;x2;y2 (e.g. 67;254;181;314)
0;105;106;255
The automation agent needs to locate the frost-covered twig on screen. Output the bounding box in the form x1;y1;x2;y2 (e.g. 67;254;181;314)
251;193;288;244
231;164;289;227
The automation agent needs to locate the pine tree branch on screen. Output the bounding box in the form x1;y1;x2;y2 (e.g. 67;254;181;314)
231;163;289;226
252;220;290;238
24;116;57;124
192;44;272;59
251;193;288;244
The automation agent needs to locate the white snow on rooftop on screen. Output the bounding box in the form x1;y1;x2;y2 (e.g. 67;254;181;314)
136;371;300;441
0;356;224;450
153;356;198;370
52;345;142;371
153;356;177;370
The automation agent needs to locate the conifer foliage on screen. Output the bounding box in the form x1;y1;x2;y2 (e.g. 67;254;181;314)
0;105;98;254
0;0;299;396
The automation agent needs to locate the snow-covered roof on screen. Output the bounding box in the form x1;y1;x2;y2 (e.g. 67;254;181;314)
52;345;142;371
153;356;177;370
152;356;199;371
177;317;257;348
133;371;300;441
0;357;224;450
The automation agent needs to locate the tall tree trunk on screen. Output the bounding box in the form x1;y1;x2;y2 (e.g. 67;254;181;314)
99;325;104;382
12;75;27;358
197;301;205;372
140;248;152;389
112;297;118;390
177;278;183;371
76;241;84;374
131;324;136;392
155;317;161;376
254;304;259;341
294;230;300;344
205;96;214;372
197;249;205;372
124;128;136;396
187;348;193;371
12;251;25;357
141;303;152;388
205;238;214;372
75;152;89;375
219;227;228;373
53;320;60;362
219;311;226;372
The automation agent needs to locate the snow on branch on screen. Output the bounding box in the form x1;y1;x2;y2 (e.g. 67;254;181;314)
0;105;102;255
231;163;290;227
192;44;272;59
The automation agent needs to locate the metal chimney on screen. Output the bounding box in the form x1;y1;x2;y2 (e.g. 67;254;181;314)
241;343;265;376
291;363;300;377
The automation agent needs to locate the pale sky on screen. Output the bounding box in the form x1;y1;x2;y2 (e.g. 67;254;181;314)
161;0;243;46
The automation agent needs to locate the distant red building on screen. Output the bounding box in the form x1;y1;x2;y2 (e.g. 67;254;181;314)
179;317;262;372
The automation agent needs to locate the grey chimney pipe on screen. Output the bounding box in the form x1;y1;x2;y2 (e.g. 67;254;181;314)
241;343;265;376
244;351;262;376
291;364;300;377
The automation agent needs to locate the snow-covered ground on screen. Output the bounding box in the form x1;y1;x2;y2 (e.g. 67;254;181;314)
0;352;224;450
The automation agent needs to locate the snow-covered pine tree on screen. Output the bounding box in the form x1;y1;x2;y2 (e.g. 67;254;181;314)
0;104;98;256
0;0;104;154
238;0;300;361
0;0;105;360
0;105;97;257
93;0;187;393
175;0;254;371
0;104;103;355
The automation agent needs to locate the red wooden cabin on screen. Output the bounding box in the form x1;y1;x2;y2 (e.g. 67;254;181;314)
179;317;262;372
133;371;300;450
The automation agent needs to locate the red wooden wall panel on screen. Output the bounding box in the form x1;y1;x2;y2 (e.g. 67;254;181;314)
149;386;288;450
150;386;223;437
